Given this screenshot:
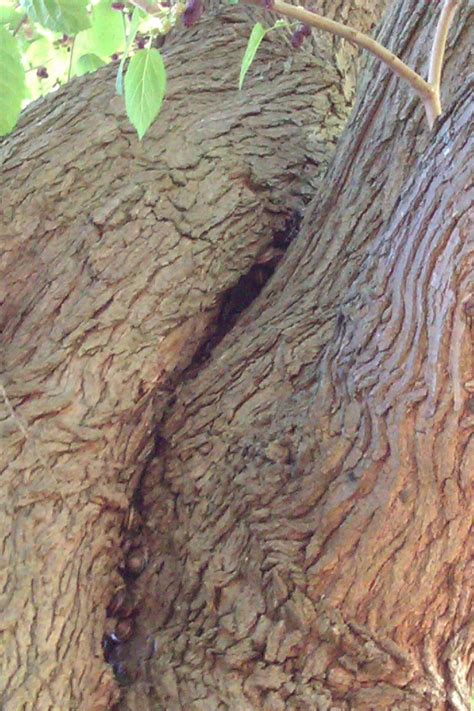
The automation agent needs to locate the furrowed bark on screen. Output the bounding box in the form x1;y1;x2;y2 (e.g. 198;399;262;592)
117;2;473;710
0;2;387;709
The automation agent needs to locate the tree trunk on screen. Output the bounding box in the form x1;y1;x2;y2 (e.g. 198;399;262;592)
0;1;472;710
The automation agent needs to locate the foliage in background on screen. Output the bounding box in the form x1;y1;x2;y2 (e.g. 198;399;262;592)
0;0;179;137
0;0;294;139
0;0;463;139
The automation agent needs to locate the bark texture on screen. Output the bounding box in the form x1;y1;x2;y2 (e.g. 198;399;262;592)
118;3;473;710
0;2;386;709
0;0;472;710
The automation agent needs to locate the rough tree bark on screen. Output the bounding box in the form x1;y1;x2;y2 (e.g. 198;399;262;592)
0;1;472;710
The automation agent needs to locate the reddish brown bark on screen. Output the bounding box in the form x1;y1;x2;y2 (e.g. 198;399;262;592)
0;0;472;710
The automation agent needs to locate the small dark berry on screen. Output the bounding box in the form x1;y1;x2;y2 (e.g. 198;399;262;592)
290;25;310;49
136;35;146;49
36;66;48;79
183;0;203;28
111;2;125;9
111;53;119;61
290;29;303;49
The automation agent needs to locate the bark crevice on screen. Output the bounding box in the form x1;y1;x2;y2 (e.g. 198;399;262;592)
1;1;471;710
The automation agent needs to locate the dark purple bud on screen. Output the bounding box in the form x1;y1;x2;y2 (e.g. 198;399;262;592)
290;29;304;49
263;0;275;8
136;34;146;49
111;2;125;10
183;0;203;27
111;53;119;61
36;66;48;78
290;24;311;49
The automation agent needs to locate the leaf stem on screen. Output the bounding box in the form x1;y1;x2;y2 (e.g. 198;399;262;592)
67;37;75;82
12;14;27;36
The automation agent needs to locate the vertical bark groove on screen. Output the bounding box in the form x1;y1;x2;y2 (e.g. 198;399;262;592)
0;3;390;709
115;4;473;710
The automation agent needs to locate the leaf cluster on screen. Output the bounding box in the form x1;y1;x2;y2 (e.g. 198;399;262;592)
0;0;460;139
0;0;176;137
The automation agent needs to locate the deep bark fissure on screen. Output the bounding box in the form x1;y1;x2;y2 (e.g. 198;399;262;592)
190;210;303;373
102;212;309;688
1;1;472;710
112;19;472;711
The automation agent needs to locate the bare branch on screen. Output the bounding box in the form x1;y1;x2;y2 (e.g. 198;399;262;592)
429;0;460;97
272;1;437;109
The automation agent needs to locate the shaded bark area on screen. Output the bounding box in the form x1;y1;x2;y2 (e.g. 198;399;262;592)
0;2;387;709
115;3;473;710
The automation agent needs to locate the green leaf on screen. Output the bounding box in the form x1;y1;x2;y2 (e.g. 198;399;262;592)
124;48;166;140
74;0;124;60
116;6;140;96
25;35;54;65
90;0;124;55
19;0;90;35
239;22;266;90
0;25;26;136
0;6;24;26
76;53;106;76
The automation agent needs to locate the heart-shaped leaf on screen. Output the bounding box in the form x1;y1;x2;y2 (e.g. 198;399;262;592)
124;48;166;140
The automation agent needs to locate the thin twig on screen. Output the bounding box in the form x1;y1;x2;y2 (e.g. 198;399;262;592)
250;0;461;128
273;0;436;104
12;14;27;36
67;37;76;82
428;0;460;102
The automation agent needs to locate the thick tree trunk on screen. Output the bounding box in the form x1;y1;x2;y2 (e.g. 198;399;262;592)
0;1;472;710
